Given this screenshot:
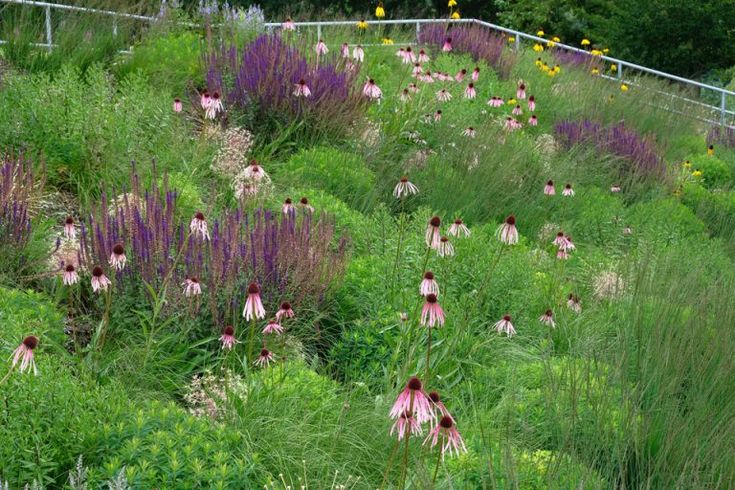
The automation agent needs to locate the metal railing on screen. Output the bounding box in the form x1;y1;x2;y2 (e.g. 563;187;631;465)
1;0;733;126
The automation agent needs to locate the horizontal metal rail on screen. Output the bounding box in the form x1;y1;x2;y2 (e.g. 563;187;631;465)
0;0;731;125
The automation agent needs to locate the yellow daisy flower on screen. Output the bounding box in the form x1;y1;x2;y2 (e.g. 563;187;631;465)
610;64;618;72
692;170;703;177
682;160;692;168
591;49;602;56
620;83;629;92
508;36;516;43
507;98;517;105
707;145;714;156
581;38;591;46
382;37;394;45
535;57;543;67
357;19;368;29
375;4;385;18
533;43;544;52
537;29;545;37
448;0;457;6
451;11;460;19
546;40;556;47
591;67;600;75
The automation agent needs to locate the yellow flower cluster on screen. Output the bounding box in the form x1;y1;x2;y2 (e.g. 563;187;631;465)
534;59;560;77
375;3;385;18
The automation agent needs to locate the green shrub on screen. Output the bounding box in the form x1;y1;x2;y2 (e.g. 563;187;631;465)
688;154;733;189
277;147;377;212
116;31;205;96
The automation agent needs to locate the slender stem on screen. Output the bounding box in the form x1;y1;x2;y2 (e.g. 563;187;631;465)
0;364;16;385
398;390;415;489
424;326;433;381
390;198;406;293
432;445;442;484
248;316;256;363
380;439;401;490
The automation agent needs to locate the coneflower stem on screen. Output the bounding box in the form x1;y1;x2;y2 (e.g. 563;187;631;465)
248;316;256;363
390;197;406;294
424;326;433;381
380;438;400;489
398;391;415;489
432;446;442;484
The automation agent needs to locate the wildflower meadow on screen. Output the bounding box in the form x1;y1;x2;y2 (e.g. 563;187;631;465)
1;1;735;489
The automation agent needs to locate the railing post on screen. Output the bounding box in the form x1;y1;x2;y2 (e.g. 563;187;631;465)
317;23;322;41
514;32;520;51
45;6;52;50
416;21;421;43
721;92;727;126
113;17;118;37
617;63;623;81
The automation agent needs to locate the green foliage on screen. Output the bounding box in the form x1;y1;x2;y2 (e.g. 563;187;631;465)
277;147;378;212
688;154;733;189
0;64;215;203
116;31;205;96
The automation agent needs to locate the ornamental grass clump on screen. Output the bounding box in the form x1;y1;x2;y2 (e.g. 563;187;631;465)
207;34;365;139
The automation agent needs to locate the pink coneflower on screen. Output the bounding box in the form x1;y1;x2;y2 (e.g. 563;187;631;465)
472;67;480;81
315;39;328;55
91;266;111;293
539;309;555;327
562;183;575;196
340;42;349;58
421;293;445;327
63;217;76;240
442;37;452;52
544;180;556;195
418;49;430;62
412;63;423;77
424;416;467;459
293;79;311;97
390;376;433;424
11;336;38;375
243;282;266;321
428;391;454;423
563;235;576;251
434;110;442;122
610;184;621;193
63;264;78;286
512;104;523;116
393;176;419;198
464;83;477;99
494;314;516;337
362;79;382;100
200;90;211;110
408;83;419;94
400;88;411;102
244;159;270;182
276;301;295;321
517;82;526;100
497;215;519;245
282;198;295;215
556;249;569;260
190;211;210;240
183;277;202;297
254;348;274;367
448;218;470;238
205;92;223;119
420;271;439;296
396;47;405;58
529;115;538;126
425;216;442;249
173;98;183;112
487;95;505;107
528;95;536;111
420;72;435;83
299;197;314;213
437;236;454;257
567;294;582;313
219;325;239;350
109;243;127;271
353;45;365;62
504;117;522;130
390;410;423;441
454;69;467;82
553;231;568;248
262;319;284;335
462;127;476;138
282;17;296;31
403;46;416;64
436;89;452;102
